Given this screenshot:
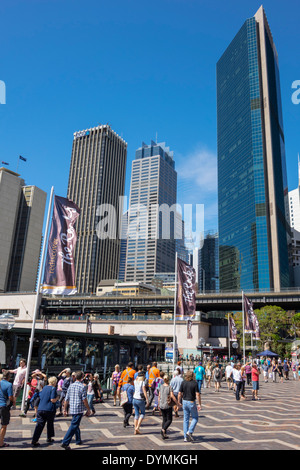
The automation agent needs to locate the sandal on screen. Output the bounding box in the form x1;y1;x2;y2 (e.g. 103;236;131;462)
0;443;9;448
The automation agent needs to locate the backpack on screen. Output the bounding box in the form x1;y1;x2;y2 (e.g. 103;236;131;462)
214;367;220;378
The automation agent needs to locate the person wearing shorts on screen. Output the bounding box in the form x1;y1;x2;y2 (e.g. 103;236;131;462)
251;364;260;400
0;371;15;447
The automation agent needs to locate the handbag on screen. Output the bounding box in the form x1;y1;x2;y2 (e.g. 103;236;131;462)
120;390;128;406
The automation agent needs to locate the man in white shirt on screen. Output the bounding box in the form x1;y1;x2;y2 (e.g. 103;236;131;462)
4;358;27;404
232;364;243;400
225;363;233;390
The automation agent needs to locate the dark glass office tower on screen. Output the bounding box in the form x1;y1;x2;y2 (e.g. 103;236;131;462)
217;6;290;292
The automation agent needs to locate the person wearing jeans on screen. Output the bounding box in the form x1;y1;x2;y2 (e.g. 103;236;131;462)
178;371;201;442
61;371;91;449
132;373;149;434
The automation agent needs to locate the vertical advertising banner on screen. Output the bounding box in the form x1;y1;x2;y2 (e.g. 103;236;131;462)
42;196;80;295
244;295;260;339
176;258;196;320
229;315;237;341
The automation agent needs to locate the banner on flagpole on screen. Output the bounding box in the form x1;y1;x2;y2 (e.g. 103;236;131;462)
42;196;80;295
229;315;238;341
176;258;196;321
244;295;260;339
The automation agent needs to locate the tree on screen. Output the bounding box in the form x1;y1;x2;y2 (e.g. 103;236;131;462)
232;305;292;356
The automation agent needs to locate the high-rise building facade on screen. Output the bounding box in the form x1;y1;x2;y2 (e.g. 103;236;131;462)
67;125;127;293
288;159;300;286
217;6;290;292
0;168;46;292
125;141;177;284
198;231;219;293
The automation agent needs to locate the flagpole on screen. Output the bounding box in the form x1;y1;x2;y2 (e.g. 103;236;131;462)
172;252;178;373
242;290;245;364
228;313;231;360
20;186;54;414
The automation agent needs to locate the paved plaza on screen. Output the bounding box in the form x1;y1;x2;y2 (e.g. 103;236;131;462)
2;378;300;452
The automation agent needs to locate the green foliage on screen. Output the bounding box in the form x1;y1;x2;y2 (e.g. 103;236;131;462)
232;305;295;357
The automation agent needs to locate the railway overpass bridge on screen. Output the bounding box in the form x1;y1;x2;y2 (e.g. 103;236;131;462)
40;290;300;317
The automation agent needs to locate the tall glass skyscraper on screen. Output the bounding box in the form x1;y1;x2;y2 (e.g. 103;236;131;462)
217;6;290;292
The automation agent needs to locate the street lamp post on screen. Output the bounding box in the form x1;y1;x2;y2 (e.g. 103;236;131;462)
198;337;206;360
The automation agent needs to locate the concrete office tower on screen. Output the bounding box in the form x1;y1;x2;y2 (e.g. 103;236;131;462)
125;141;177;284
67;125;127;293
118;210;128;281
0;168;46;292
217;6;290;292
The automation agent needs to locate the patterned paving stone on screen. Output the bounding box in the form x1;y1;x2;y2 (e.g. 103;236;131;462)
2;379;300;451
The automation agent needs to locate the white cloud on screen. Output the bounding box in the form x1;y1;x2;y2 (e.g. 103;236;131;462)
176;145;218;207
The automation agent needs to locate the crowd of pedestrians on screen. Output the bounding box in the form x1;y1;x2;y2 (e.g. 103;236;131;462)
0;354;299;448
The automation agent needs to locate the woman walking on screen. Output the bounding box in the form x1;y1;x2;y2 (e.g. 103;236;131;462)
205;362;212;388
86;374;96;415
152;371;164;415
158;375;179;440
213;363;222;392
132;372;149;435
111;365;121;406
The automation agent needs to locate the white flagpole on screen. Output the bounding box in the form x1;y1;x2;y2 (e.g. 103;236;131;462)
20;186;54;414
228;313;231;360
172;252;178;373
242;290;245;364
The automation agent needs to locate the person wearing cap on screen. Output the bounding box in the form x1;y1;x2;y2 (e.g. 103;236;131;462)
30;370;47;422
193;362;206;394
58;368;72;416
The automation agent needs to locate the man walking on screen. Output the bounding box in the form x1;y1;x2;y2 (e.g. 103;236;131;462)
0;371;15;447
147;362;160;408
4;358;27;406
178;371;201;442
193;362;206;394
61;371;91;449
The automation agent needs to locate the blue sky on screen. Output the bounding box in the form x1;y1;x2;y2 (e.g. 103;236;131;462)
1;0;300;235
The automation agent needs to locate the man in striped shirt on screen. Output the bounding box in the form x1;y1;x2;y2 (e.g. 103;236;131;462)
61;371;91;449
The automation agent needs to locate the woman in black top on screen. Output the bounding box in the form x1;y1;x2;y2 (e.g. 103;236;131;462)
178;371;201;442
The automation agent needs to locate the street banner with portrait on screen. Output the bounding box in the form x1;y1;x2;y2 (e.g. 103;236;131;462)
176;258;196;320
42;195;80;295
244;294;260;339
229;315;238;341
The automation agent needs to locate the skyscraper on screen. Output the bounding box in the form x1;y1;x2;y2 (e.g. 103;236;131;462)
217;6;290;292
288;158;300;286
125;141;177;284
0;168;46;292
67;125;127;293
198;231;219;293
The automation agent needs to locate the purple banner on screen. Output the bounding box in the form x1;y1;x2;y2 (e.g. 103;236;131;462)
42;196;80;295
244;295;260;339
176;258;196;320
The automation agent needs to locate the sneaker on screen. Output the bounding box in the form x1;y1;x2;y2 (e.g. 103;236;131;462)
186;432;194;442
184;437;188;442
31;418;37;423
